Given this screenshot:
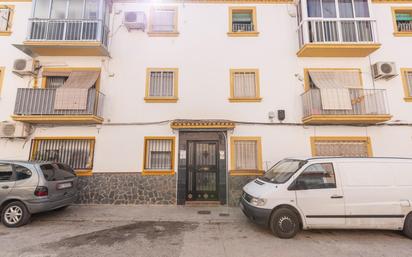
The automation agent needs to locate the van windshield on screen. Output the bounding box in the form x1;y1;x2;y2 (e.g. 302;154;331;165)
261;159;307;184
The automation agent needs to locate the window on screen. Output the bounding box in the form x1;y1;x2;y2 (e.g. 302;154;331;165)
30;137;95;175
294;163;336;190
148;6;178;36
14;165;32;180
230;137;263;175
229;69;261;102
143;137;175;175
145;68;178;103
401;68;412;102
311;137;372;157
0;67;4;96
392;7;412;36
228;7;258;36
40;164;76;181
307;0;369;18
32;0;102;20
0;5;14;36
0;164;13;182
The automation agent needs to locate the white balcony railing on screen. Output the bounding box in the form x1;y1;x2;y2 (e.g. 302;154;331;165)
397;21;412;32
27;18;109;47
298;18;378;48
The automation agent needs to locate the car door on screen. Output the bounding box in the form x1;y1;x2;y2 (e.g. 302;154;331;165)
0;163;16;202
292;162;345;227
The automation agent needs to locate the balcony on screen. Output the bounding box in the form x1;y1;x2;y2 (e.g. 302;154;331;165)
302;88;391;124
11;88;104;124
14;18;109;57
297;19;381;57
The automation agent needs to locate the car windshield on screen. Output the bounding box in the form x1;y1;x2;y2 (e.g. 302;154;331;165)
261;159;307;184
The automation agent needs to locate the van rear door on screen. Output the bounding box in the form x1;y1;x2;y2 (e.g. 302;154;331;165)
292;162;345;227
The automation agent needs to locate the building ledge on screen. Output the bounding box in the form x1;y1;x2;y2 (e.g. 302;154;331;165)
147;31;180;37
229;97;262;102
170;119;236;130
11;115;104;124
302;115;392;125
14;41;109;57
297;43;381;57
394;32;412;37
227;31;259;37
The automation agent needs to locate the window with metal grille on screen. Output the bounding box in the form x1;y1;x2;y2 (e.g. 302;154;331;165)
404;70;412;98
150;7;177;33
143;137;175;173
46;76;67;89
231;137;262;174
146;69;178;101
30;138;95;170
393;9;412;33
0;7;11;32
229;7;257;33
312;137;371;157
230;69;260;101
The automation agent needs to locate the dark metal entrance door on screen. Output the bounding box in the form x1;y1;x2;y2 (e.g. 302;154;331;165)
186;141;219;201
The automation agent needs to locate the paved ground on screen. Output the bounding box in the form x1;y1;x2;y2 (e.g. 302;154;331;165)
1;205;411;257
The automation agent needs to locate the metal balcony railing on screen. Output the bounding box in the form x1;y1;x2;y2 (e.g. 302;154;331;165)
298;18;378;48
14;88;104;117
301;88;390;118
397;21;412;32
232;23;255;32
27;18;109;47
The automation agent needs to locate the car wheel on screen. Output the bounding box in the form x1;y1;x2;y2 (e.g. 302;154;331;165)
269;207;300;239
1;201;31;228
403;213;412;239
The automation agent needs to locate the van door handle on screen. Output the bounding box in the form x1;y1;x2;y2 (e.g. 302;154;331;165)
1;185;9;189
331;195;343;199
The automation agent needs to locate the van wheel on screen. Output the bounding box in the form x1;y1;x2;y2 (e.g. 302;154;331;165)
1;201;31;228
403;213;412;239
269;208;300;239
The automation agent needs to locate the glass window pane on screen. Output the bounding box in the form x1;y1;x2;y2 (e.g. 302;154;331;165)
307;0;321;17
0;8;10;31
354;0;369;17
407;71;412;96
297;163;336;190
0;164;13;182
84;0;99;19
68;0;84;19
145;139;173;170
149;71;174;97
322;0;337;18
151;9;176;32
233;72;257;98
34;0;51;18
14;165;32;181
50;0;67;19
338;0;354;18
235;140;258;170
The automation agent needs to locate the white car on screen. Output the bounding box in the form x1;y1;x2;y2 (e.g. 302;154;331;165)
240;157;412;239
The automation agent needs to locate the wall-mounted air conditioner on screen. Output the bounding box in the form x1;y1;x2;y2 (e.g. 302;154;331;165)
0;121;31;138
123;11;147;32
372;62;397;80
12;59;39;77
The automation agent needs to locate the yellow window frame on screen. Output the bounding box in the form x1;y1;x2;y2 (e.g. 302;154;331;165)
145;68;179;103
310;136;373;157
230;136;263;176
0;5;14;36
229;68;262;102
148;6;179;37
228;6;259;37
401;68;412;102
142;136;176;175
391;7;412;37
0;67;4;96
303;68;363;91
29;136;96;177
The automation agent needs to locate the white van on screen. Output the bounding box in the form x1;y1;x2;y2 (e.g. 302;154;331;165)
240;157;412;239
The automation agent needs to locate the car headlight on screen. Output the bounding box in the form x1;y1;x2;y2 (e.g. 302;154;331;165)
250;197;267;207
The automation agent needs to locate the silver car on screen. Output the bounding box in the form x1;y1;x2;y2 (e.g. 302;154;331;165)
0;161;78;227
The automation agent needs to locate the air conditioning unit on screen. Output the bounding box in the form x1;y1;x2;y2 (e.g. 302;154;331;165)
12;59;39;77
372;62;397;80
123;11;147;31
0;121;31;138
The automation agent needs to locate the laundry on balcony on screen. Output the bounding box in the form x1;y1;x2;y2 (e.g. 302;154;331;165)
308;70;362;110
54;71;99;110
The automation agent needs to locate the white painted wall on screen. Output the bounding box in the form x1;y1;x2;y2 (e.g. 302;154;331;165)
0;1;411;173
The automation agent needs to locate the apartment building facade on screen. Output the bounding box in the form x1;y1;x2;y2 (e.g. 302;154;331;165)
0;0;411;205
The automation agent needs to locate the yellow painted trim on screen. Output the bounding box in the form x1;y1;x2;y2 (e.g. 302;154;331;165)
392;7;412;36
145;68;179;102
0;5;14;36
11;115;104;124
303;68;363;91
148;6;179;36
75;170;93;176
401;68;412;102
0;0;31;2
297;44;381;57
114;0;292;3
228;6;259;36
230;136;263;175
229;68;261;102
372;0;412;3
142;136;176;176
302;115;392;124
310;136;373;157
170;120;236;129
32;136;96;140
0;67;4;96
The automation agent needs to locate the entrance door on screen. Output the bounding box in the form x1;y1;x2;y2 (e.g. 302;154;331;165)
186;141;219;201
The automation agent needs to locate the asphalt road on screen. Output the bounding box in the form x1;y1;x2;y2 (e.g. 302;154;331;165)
0;205;411;257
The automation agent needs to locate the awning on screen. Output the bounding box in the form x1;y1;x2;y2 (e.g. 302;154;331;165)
308;70;362;110
171;119;236;130
41;70;71;77
54;71;99;110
